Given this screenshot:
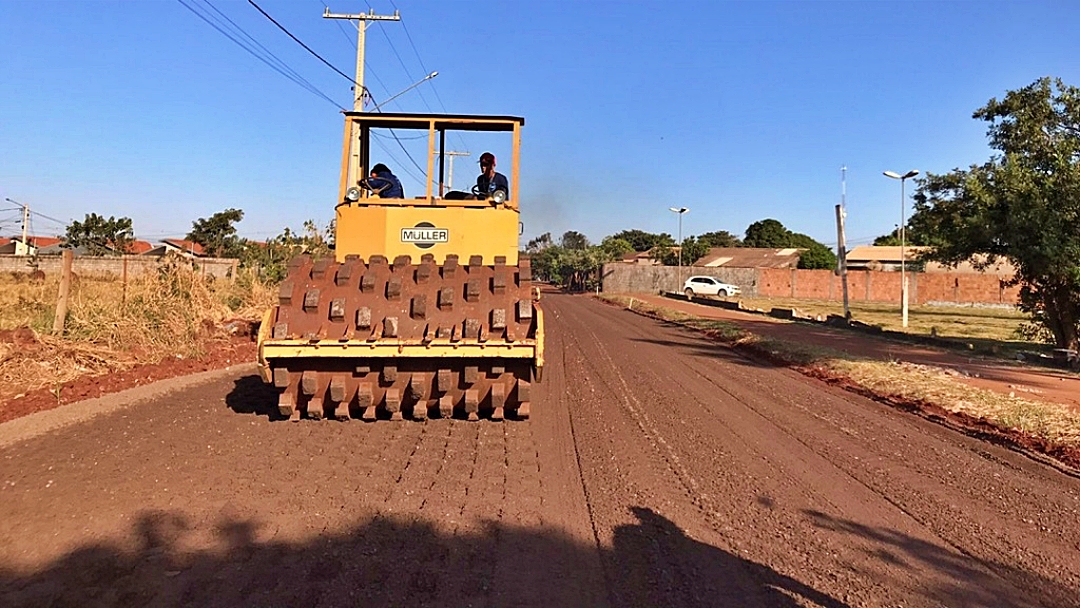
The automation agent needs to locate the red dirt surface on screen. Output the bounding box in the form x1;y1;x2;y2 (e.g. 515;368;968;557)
0;339;256;425
2;293;1079;607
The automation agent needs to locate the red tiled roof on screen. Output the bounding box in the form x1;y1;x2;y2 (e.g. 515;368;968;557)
162;239;206;256
27;236;63;248
124;240;155;254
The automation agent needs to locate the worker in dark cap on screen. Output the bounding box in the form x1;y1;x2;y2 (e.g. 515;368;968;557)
359;163;404;198
474;152;509;202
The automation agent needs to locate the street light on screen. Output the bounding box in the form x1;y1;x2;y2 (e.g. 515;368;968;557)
668;207;689;295
883;169;919;327
369;71;439;112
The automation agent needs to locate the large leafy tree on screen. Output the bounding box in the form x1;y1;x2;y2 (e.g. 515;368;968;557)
607;229;674;252
525;232;554;253
559;230;590;250
64;213;134;256
910;77;1080;349
697;230;742;248
742;219;792;248
187;208;245;258
741;219;836;269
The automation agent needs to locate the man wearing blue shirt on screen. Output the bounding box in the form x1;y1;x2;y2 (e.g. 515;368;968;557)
475;152;509;201
360;163;404;198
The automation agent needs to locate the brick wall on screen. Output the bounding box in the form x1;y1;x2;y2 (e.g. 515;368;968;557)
757;268;1019;305
604;264;1019;305
0;254;239;279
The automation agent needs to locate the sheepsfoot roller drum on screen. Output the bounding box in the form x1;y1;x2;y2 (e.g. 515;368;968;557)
257;253;542;421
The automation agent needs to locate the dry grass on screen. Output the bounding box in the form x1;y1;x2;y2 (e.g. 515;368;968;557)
0;262;276;401
605;294;1080;447
737;296;1027;343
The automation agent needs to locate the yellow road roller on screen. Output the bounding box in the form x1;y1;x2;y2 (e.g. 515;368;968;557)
257;112;542;421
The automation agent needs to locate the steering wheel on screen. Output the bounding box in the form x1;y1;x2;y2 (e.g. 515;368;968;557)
471;184;486;199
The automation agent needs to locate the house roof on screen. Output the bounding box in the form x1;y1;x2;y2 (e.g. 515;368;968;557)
845;245;929;263
0;235;64;251
124;240;155;254
693;247;803;268
162;239;206;256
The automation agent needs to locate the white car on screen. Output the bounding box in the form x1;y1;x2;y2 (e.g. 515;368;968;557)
683;275;741;298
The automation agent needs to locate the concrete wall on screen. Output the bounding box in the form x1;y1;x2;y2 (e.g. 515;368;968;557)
602;264;760;297
0;254;239;279
604;263;1020;306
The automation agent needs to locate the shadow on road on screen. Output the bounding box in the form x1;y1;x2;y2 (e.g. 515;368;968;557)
225;374;286;421
1;507;848;608
803;509;1076;607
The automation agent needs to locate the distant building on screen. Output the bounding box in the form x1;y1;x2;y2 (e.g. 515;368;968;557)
0;235;63;256
619;248;667;266
161;239;207;258
844;245;1014;276
692;247;802;269
845;246;929;271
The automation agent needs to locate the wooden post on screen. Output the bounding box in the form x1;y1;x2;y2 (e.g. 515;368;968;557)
53;250;73;335
122;256;128;306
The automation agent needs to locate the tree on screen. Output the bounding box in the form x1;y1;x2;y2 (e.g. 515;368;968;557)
740;219;835;269
187;208;245;258
63;213;134;256
872;225;935;247
240;220;333;282
696;230;742;248
742;219;792;248
910;77;1080;349
607;229;674;252
872;230;903;247
560;230;590;250
790;233;837;270
525;232;554;253
655;237;710;266
600;236;634;259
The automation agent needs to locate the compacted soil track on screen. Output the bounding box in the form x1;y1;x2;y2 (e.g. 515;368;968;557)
2;293;1079;607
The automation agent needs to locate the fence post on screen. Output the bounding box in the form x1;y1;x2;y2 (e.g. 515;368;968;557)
52;250;73;335
122;256;128;305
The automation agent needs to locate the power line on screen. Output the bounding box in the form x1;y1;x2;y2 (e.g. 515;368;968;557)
199;0;331;94
390;1;447;111
374;20;433;113
247;0;362;94
177;0;344;109
247;0;425;179
313;0;392;100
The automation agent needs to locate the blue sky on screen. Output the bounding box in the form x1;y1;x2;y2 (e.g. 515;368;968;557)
2;0;1078;249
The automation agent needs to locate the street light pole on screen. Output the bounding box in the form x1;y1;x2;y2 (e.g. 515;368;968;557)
883;169;920;328
669;207;688;295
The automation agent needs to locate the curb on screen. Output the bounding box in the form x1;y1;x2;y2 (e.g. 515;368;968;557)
0;363;256;449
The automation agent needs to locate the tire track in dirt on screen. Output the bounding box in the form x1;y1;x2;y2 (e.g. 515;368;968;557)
545;293;1080;607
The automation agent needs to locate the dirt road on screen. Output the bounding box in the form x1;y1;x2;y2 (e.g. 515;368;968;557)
2;293;1079;607
628;293;1080;411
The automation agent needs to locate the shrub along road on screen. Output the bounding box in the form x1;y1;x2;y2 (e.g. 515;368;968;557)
1;293;1078;607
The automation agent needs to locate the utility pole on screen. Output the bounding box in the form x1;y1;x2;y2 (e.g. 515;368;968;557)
21;203;30;256
835;166;851;319
323;6;401;185
441;151;471;195
5;197;31;256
